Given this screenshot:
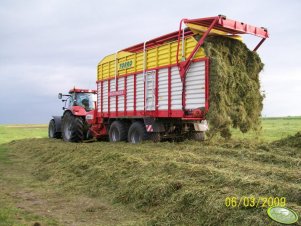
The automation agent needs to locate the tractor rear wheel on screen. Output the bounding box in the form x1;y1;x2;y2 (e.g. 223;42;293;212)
128;121;148;144
109;121;128;142
62;112;84;142
48;119;61;139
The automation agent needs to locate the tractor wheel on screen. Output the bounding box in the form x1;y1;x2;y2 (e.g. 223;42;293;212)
188;132;205;141
109;121;128;142
48;119;61;139
128;121;148;144
62;112;84;142
149;132;161;142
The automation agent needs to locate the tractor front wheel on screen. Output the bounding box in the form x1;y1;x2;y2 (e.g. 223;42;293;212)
48;119;61;139
62;112;84;142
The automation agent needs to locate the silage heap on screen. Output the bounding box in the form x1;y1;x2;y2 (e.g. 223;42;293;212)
203;36;264;138
272;131;301;148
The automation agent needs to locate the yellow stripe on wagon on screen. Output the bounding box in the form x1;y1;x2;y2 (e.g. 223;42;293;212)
97;36;206;81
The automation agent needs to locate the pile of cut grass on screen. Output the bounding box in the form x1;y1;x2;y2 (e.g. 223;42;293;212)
6;138;301;225
272;131;301;148
203;36;264;138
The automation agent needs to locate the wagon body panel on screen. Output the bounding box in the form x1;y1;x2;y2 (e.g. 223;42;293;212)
96;58;208;119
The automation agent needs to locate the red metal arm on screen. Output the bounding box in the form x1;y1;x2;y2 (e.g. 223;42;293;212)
253;38;266;52
185;16;269;39
179;16;219;78
176;18;188;65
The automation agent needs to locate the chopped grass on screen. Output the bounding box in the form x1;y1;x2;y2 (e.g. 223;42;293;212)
5;138;300;225
1;119;301;225
0;145;10;163
0;207;14;226
0;201;59;226
272;131;301;148
203;36;264;138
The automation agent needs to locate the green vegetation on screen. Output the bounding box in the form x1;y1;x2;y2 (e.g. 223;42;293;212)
0;124;47;144
232;116;301;142
0;124;59;226
0;207;13;226
0;119;300;225
0;118;301;226
0;206;58;226
273;131;301;148
0;145;9;163
204;36;264;138
4;137;301;226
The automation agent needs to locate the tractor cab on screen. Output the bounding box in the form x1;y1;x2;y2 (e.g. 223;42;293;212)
59;88;97;112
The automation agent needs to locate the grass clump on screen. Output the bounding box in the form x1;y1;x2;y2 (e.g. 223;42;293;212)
0;208;14;226
272;131;301;148
203;36;264;138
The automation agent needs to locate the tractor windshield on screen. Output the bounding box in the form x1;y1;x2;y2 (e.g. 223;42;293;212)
75;93;95;111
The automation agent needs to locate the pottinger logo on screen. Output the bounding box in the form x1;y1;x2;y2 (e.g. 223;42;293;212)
119;60;134;70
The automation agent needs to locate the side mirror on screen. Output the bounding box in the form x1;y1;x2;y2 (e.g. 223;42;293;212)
58;93;63;99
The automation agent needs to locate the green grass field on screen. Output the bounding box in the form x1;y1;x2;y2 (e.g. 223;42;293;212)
232;116;301;141
0;124;47;144
0;118;300;225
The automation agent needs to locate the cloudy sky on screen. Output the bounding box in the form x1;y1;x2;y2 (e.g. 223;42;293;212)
0;0;300;124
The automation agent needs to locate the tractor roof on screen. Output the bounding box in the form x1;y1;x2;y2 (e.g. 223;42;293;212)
69;88;97;94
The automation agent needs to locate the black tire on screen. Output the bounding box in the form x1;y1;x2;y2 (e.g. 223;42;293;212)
128;121;148;144
149;132;161;142
61;112;84;142
109;121;128;142
48;119;61;139
188;132;205;141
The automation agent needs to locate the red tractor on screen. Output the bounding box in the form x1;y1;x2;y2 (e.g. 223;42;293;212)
48;88;97;142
